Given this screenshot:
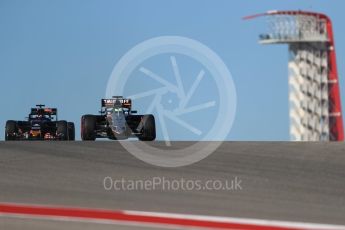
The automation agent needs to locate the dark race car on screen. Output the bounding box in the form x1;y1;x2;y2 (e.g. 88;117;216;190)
5;105;75;141
81;96;156;141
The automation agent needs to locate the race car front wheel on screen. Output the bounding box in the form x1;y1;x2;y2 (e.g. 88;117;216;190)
5;120;18;141
138;115;156;141
81;115;96;141
68;122;75;141
57;121;69;140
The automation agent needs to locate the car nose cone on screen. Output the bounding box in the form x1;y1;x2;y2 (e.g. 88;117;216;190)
109;112;126;134
31;122;41;130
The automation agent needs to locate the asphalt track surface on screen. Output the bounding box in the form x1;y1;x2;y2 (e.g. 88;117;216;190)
1;142;345;229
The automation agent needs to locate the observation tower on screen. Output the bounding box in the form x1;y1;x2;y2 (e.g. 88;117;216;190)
245;10;344;141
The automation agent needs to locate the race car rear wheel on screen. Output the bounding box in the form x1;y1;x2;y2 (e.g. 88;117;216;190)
68;122;75;141
5;120;18;141
57;121;69;140
81;115;96;141
138;115;156;141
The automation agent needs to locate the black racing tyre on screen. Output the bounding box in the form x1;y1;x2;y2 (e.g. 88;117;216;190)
5;120;18;141
57;120;69;140
81;115;96;141
138;114;156;141
67;122;75;141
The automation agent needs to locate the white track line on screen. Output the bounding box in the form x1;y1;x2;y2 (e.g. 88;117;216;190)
124;210;345;230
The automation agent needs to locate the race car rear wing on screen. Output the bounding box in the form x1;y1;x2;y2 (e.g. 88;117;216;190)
101;97;132;109
30;108;57;115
